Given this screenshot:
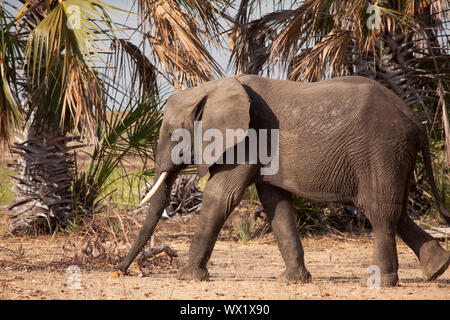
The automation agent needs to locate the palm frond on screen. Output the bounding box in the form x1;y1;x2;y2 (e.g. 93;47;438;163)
137;0;224;88
23;0;117;139
269;0;420;76
0;6;24;146
24;0;114;79
73;94;164;214
229;10;292;75
289;29;351;82
270;0;334;66
114;39;158;98
174;0;232;38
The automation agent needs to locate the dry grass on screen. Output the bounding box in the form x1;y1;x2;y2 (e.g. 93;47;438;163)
1;147;449;300
0;209;449;300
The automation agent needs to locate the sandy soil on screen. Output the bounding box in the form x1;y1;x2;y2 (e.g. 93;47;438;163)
0;214;449;300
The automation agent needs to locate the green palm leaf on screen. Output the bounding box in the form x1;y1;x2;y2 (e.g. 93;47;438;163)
0;6;23;145
22;0;120;138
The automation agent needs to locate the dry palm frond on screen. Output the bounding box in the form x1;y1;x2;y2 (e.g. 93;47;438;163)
174;0;232;38
229;10;292;75
137;0;224;88
270;0;333;66
233;0;260;26
438;82;450;166
289;29;351;82
61;60;103;139
269;0;419;74
148;35;216;89
114;39;158;98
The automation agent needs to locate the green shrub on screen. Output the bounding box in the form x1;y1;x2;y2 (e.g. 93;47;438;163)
0;166;14;207
234;214;257;244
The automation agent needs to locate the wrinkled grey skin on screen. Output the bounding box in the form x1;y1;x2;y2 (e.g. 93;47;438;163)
117;75;450;286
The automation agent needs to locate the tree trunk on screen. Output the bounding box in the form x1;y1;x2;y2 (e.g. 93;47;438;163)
7;116;79;234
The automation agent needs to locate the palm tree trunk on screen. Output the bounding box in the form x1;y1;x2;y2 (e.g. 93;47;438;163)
7;115;78;234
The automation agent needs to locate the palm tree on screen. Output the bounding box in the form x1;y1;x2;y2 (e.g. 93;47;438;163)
1;0;228;233
3;0;114;233
229;0;449;219
0;5;23;151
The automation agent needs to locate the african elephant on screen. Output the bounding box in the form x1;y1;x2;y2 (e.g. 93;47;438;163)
116;75;450;287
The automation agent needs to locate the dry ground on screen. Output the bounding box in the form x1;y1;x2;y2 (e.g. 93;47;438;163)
0;213;449;300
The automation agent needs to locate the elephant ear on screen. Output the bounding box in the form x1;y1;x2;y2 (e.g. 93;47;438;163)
171;77;251;176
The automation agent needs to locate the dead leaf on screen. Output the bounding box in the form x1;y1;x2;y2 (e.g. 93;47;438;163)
109;271;120;278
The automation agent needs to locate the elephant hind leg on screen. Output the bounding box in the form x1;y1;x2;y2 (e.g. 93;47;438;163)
359;195;403;287
386;165;450;282
398;211;450;281
366;217;400;287
357;159;414;287
368;202;450;284
256;183;311;283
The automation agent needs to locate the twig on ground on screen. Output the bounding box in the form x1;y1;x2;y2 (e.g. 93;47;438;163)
0;244;24;259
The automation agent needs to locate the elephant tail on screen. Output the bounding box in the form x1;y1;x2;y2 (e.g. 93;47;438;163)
419;132;450;224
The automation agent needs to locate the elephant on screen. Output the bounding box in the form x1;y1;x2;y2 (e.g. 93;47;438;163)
115;75;450;287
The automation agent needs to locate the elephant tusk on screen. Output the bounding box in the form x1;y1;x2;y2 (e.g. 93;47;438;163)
139;172;168;207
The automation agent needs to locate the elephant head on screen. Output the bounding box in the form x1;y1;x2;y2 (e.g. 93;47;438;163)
117;77;252;272
160;78;251;170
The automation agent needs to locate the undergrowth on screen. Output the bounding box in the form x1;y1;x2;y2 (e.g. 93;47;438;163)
0;166;14;207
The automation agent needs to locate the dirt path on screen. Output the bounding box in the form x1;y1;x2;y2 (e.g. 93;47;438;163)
1;229;449;300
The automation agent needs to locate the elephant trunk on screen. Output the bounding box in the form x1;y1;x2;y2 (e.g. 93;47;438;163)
117;171;176;273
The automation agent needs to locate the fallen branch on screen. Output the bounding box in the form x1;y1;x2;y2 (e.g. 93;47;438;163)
137;244;178;264
0;244;24;259
110;244;178;278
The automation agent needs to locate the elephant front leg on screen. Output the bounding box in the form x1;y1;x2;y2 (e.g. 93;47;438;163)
177;163;259;281
256;184;312;284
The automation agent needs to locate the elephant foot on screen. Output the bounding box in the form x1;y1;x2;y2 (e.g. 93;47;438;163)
419;240;450;282
279;267;312;284
177;264;210;281
361;272;399;288
381;273;399;287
